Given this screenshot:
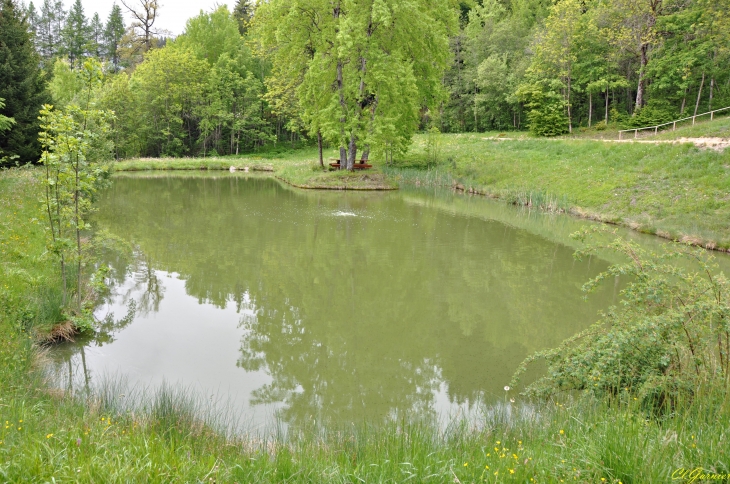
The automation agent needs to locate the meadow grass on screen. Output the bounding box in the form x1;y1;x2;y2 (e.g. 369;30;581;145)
2;167;730;482
114;146;398;190
392;132;730;251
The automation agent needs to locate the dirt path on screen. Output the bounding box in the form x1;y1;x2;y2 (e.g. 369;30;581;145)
488;136;730;151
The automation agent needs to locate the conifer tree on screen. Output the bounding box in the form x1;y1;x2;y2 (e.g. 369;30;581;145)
104;3;126;70
232;0;254;35
0;0;50;164
61;0;89;66
37;0;63;61
88;12;104;58
26;1;38;39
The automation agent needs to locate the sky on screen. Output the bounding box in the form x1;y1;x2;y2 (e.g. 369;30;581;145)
66;0;229;37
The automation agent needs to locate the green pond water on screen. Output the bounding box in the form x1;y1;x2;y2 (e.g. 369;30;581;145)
52;172;688;430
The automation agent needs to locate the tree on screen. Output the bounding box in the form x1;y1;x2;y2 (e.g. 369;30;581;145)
37;0;65;61
121;0;160;52
232;0;254;36
131;47;208;156
0;0;50;164
526;0;583;133
104;3;126;70
61;0;89;66
88;12;104;59
26;1;39;40
256;0;456;170
38;59;113;313
173;5;242;66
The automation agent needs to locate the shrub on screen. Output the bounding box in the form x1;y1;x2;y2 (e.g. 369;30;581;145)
526;100;569;137
513;227;730;412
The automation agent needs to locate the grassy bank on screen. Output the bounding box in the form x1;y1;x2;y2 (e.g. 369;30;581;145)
114;147;398;191
2;167;730;482
390;132;730;251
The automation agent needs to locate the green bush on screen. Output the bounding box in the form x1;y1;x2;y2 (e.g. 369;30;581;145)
526;100;569;137
624;101;676;128
513;228;730;412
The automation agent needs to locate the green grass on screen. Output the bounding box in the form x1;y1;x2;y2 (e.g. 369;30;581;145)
2;167;730;482
114;146;398;190
391;133;730;251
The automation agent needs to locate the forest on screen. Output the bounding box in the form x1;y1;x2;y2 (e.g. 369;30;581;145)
1;0;730;164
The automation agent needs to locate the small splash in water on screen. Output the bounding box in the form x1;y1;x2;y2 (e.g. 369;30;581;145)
333;211;358;217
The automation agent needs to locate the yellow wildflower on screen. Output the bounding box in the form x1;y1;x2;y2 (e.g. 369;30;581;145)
46;434;53;439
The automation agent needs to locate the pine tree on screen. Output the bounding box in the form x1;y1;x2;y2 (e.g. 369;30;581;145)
26;1;38;40
0;0;50;164
61;0;88;66
37;0;62;60
88;12;104;58
233;0;254;35
104;3;125;70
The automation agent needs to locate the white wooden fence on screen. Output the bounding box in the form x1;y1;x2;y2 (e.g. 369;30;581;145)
618;106;730;140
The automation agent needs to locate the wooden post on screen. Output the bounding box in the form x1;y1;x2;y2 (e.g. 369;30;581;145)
619;131;622;140
673;121;676;131
693;116;696;125
634;129;638;139
655;126;658;134
711;111;714;121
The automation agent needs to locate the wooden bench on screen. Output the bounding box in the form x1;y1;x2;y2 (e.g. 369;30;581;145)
329;158;373;170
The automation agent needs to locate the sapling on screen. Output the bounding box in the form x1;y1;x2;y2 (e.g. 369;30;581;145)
38;59;113;322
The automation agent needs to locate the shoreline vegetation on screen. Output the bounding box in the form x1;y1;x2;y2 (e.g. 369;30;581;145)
115;118;730;252
2;166;730;482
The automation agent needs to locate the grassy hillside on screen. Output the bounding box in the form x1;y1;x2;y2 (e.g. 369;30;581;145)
392;132;730;251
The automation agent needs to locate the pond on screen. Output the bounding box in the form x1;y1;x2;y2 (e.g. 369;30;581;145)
52;172;655;431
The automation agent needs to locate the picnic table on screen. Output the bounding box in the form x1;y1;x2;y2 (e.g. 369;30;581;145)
329;158;373;170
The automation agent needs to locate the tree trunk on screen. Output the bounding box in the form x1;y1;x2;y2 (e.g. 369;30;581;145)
346;132;357;171
588;91;592;128
680;86;687;114
317;130;324;168
333;2;347;168
566;76;572;133
635;43;649;112
605;87;609;124
708;78;714;111
694;71;705;117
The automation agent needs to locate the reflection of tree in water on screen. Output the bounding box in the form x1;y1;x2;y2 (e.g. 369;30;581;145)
88;175;617;427
129;253;165;316
49;248;160;390
236;301;441;427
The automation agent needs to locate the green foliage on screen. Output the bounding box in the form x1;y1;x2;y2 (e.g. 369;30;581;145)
0;0;50;164
441;0;730;135
255;0;456;168
38;59;113;314
514;229;730;411
233;0;254;35
623;100;676;128
60;0;88;67
0;98;17;165
517;81;569;136
103;4;125;71
0;98;15;133
48;58;82;108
